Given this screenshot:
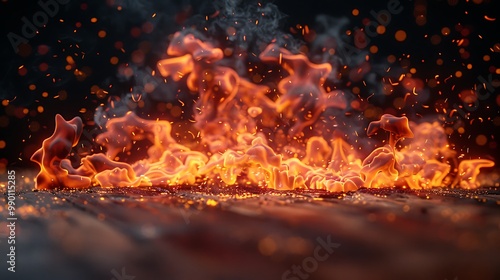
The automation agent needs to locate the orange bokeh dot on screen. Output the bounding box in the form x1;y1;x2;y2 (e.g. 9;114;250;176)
98;30;107;38
376;25;386;34
350;100;360;110
224;48;233;56
37;45;50;55
395;30;407;42
110;56;119;65
39;63;49;72
476;135;487;146
352;9;359;16
387;55;396;63
441;27;450;36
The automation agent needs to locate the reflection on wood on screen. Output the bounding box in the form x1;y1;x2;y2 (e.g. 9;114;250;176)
1;171;500;280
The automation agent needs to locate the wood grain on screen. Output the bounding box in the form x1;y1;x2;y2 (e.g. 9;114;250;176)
1;170;500;280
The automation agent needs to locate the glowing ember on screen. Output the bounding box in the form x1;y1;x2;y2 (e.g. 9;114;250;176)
31;32;494;191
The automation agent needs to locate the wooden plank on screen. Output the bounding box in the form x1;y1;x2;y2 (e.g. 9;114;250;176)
1;171;500;280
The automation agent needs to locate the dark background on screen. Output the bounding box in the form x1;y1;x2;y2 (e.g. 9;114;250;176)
0;0;498;172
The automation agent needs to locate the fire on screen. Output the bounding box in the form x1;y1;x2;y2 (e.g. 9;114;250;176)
31;32;494;191
259;43;346;135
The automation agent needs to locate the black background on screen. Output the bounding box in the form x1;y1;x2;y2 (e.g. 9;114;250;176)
0;0;498;171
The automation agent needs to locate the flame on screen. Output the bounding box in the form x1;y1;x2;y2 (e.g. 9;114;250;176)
30;115;91;189
259;44;346;135
31;32;494;191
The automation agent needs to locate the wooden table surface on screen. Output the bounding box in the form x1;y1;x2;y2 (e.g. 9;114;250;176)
1;170;500;280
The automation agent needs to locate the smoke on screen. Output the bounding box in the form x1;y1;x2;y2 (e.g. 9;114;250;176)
95;0;302;125
209;0;292;51
93;0;392;156
94;64;188;127
311;16;364;68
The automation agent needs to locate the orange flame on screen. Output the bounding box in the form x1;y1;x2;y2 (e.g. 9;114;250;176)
31;115;91;189
259;43;346;135
31;33;494;191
